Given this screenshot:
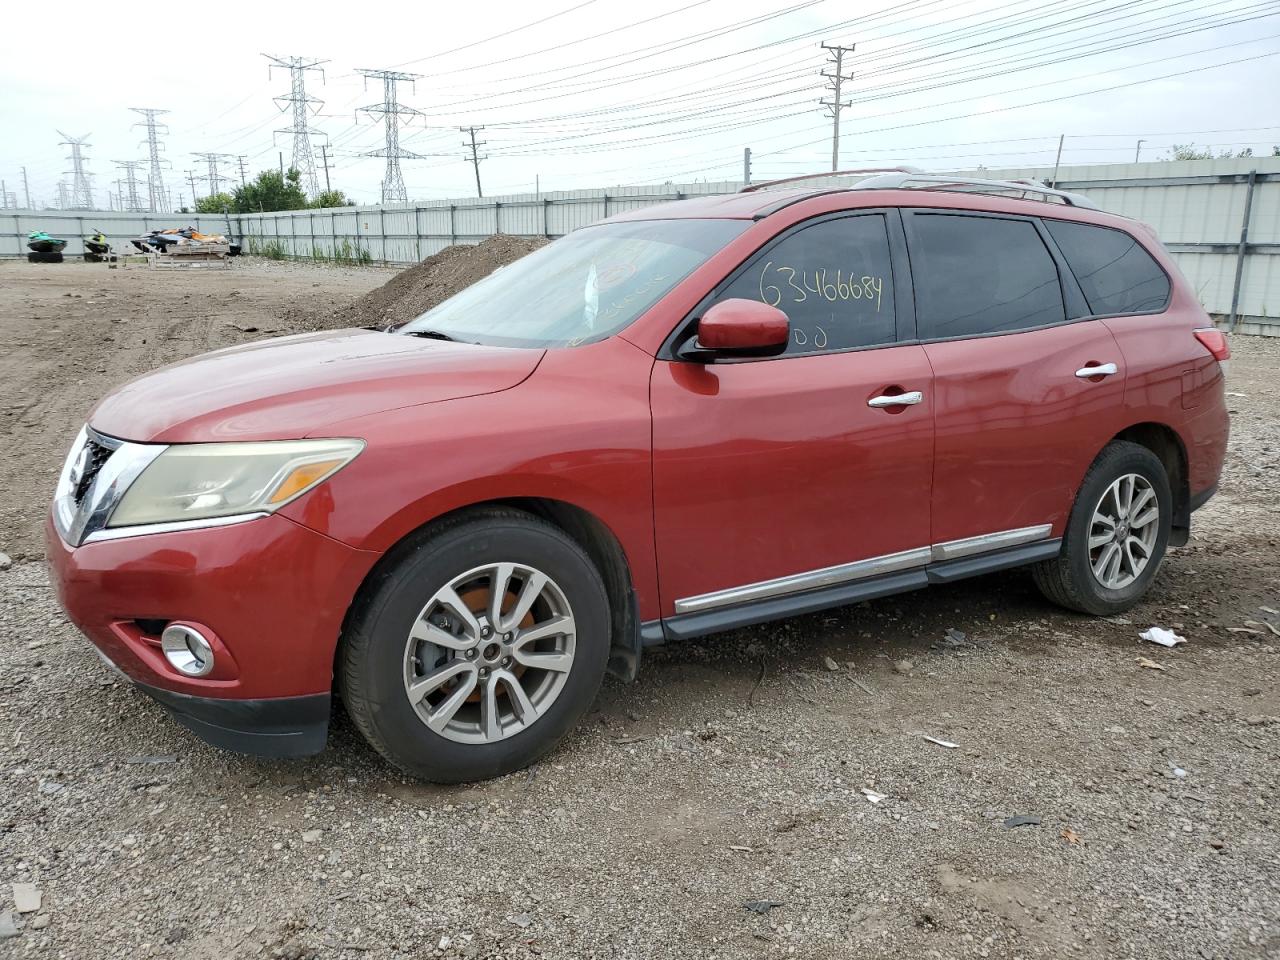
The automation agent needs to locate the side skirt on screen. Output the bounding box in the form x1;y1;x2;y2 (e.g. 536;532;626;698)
642;538;1062;644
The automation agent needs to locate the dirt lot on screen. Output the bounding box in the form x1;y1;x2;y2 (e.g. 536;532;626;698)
0;258;1277;960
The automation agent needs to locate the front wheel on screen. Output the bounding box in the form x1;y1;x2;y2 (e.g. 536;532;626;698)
340;509;610;783
1033;440;1172;616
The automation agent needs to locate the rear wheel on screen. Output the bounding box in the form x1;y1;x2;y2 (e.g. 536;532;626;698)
340;509;610;782
1033;440;1172;615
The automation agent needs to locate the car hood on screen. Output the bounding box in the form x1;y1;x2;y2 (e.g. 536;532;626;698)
89;328;545;443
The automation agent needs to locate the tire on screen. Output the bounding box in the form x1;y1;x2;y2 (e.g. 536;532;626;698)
339;508;611;783
1033;440;1172;616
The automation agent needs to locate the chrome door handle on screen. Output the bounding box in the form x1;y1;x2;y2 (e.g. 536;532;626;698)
1075;362;1118;378
867;390;924;408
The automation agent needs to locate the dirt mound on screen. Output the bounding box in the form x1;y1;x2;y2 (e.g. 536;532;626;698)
322;234;547;330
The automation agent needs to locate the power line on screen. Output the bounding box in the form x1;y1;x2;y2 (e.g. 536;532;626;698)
131;107;171;212
819;42;855;171
266;54;328;198
356;68;426;203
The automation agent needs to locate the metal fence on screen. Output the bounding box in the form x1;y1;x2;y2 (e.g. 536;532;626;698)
4;158;1277;332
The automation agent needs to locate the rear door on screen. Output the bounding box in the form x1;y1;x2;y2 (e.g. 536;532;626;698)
903;210;1130;550
650;211;935;622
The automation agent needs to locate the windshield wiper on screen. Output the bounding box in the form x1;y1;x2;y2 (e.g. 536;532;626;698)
404;329;467;343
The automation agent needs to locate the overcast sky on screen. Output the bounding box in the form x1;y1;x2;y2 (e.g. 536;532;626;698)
1;0;1277;209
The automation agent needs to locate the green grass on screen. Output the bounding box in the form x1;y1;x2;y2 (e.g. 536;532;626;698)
245;235;372;266
309;238;372;266
246;237;289;260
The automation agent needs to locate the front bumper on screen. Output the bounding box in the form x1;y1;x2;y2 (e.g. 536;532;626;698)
138;682;331;758
46;511;379;755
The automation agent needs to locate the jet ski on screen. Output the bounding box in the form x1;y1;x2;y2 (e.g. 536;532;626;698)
27;231;68;254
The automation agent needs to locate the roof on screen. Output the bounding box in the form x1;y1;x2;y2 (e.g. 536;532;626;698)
605;171;1105;223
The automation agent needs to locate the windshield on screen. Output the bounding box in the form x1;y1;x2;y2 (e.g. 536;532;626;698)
399;218;747;348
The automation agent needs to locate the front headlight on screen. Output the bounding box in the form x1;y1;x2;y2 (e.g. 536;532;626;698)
107;438;364;528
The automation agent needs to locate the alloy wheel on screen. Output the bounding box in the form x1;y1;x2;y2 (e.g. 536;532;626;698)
402;562;576;744
1088;473;1159;590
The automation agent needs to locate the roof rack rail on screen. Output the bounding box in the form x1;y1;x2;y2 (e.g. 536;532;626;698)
851;173;1100;210
738;166;925;193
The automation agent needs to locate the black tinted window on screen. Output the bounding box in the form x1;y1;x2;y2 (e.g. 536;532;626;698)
717;214;896;354
1045;219;1170;316
911;214;1066;338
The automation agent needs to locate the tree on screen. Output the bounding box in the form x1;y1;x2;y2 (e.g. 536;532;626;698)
195;192;235;214
232;168;309;214
1166;143;1260;160
310;189;353;208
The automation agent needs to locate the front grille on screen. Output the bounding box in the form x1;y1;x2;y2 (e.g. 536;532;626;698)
73;438;114;504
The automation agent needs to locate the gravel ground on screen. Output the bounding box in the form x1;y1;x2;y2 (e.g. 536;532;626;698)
0;259;1276;959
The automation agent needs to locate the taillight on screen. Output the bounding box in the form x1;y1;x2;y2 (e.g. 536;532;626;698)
1194;328;1230;362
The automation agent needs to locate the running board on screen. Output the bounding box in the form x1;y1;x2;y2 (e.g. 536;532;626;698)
645;538;1062;644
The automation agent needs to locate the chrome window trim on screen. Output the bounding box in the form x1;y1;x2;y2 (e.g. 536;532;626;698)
929;524;1053;562
673;524;1056;614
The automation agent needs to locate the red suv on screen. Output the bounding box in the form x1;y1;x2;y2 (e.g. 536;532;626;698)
47;172;1230;782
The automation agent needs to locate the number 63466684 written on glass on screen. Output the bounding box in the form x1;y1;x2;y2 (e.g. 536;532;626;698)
757;262;885;312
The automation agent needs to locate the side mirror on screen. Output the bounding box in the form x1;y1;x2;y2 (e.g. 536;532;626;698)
680;298;790;361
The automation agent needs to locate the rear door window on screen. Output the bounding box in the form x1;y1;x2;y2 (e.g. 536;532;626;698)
714;214;896;355
1043;219;1171;316
908;214;1066;339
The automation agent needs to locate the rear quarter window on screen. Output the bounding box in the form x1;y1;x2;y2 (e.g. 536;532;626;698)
1044;219;1171;316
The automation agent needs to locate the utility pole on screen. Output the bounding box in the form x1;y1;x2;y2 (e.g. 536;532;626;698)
356;67;425;203
461;125;487;198
21;166;33;209
1;180;7;209
1135;139;1146;163
236;155;249;189
820;42;855;172
58;131;96;209
56;182;71;210
1050;134;1065;187
192;153;235;199
113;162;146;212
319;143;332;193
186;170;199;204
131;107;171;212
743;147;752;186
265;54;328;200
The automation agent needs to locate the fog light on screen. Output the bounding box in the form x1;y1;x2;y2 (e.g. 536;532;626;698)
161;624;215;678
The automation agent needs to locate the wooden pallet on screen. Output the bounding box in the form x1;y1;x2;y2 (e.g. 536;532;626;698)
150;253;231;270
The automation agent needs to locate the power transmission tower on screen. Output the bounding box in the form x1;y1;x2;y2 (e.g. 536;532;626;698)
192;153;236;199
114;161;147;212
461;125;487;198
58;131;96;209
56;181;71;210
131;107;171;212
265;54;328;199
21;166;32;209
819;42;855;172
356;68;425;203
